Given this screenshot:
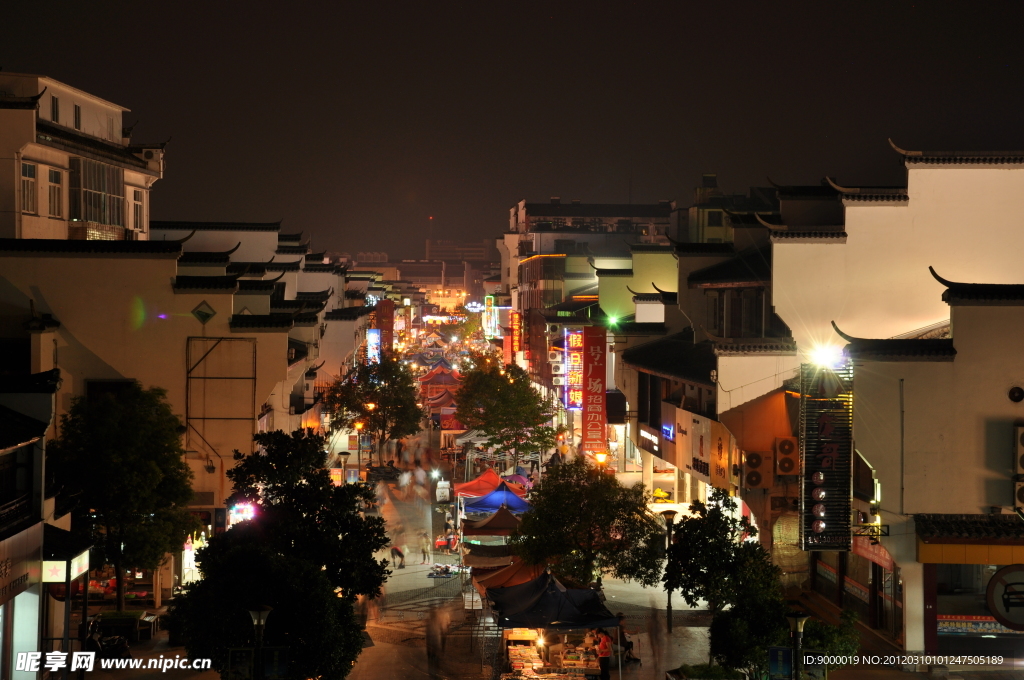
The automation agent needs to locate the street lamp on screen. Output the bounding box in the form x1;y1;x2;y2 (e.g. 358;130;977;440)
248;605;272;680
339;451;351;484
786;611;811;680
660;509;677;633
594;451;608;467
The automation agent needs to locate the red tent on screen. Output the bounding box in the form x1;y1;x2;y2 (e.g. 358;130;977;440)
462;507;522;536
473;558;546;596
454;469;526;498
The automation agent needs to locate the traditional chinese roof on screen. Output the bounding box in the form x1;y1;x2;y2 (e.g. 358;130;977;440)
305;251;326;262
236;279;278;294
0;89;45;110
688;245;771;288
671;241;735;256
825;177;909;203
930;266;1024;306
629;284;677;305
276;243;310;255
0;238;181;257
229;314;294;331
916;514;1024;544
264;260;302;272
325;306;375;321
620;328;716;386
770;230;848;243
227;259;275;275
0;404;49;452
711;337;797;356
152;220;282;232
35;120;152;172
833;321;956;362
172;275;240;292
303;263;342;273
296;289;333;302
278;232;303;243
593;267;633;277
890;139;1024;166
177;243;241;264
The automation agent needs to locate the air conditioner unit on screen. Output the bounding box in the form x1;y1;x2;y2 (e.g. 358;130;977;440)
547;324;561;333
775;436;799;475
743;452;773;489
548;351;563;363
1015;426;1024;513
552;376;566;386
550;364;566;375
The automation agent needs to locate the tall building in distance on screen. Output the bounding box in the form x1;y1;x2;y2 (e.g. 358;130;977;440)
425;238;498;264
0;72;165;240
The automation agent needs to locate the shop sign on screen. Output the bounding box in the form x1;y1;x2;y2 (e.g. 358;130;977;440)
0;522;41;606
503;334;513;365
329;469;343;487
799;361;854;551
937;614;1024;635
709;421;733;491
348;434;358;451
564;329;584;410
366;329;381;364
42;551;89;583
441;415;466;431
377;299;395;351
688;415;711;484
852;536;894;571
510;311;522;353
580;327;607;454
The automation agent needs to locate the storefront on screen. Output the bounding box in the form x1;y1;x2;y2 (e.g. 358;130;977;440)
1;522;43;680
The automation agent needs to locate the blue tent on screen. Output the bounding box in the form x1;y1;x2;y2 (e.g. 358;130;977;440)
464;482;531;514
487;573;618;629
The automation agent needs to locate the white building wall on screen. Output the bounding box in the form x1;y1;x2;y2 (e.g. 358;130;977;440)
152;228;280;262
716;354;800;413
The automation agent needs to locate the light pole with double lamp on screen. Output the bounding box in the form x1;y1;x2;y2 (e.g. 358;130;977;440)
786;611;811;680
249;605;273;680
660;509;677;633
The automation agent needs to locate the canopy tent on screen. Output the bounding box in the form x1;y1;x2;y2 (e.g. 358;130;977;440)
472;558;546;596
462;507;522;536
456;429;490;445
427;389;458;410
462;543;513;558
464;482;531;515
486;573;618;629
463;553;515;569
502;474;531;488
454;469;526;499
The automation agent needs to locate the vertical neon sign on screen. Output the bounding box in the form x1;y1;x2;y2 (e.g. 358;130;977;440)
564;329;584;410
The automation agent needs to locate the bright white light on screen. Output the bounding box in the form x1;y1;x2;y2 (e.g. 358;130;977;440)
808;344;844;368
430;469;440;479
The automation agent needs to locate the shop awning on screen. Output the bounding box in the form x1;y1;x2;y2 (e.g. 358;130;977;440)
456;430;490;445
465;482;531;514
463;553;515;569
487;573;618;629
462;507;522;536
42;524;93;583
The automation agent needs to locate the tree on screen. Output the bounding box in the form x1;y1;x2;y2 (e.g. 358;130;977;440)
171;429;390;680
663;487;758;617
48;383;197;611
510;456;665;587
455;361;556;470
324;353;423;465
444;304;481;340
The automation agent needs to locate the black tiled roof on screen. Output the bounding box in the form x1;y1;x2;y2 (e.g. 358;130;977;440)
673;242;735;256
227;261;270;275
771;231;848;241
621;328;717;386
294;312;321;326
689;245;771;287
0;404;50;451
237;280;277;294
278;232;303;243
303;263;342;273
0;91;44;110
153;220;282;232
629;244;675;253
296;289;332;302
712;338;797;356
35;120;151;172
229;314;294;331
834;321;957;362
305;251;326;261
270;300;305;311
177;244;240;264
609;321;668;336
594;268;633;277
0;238;181;257
276;244;310;255
265;261;302;272
0;369;61;394
843;193;908;202
930;267;1024;306
324;306;375;321
916;514;1024;543
172;275;240;292
524;203;672;218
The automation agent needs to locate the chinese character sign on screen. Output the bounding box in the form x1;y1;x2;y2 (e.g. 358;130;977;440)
580;327;607;454
503;334;513;365
377;299;395;351
799;360;854;551
366;329;381;364
511;311;522;353
564;329;584;410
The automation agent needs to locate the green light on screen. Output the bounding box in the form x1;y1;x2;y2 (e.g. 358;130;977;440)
130;296;146;330
607;316;618;325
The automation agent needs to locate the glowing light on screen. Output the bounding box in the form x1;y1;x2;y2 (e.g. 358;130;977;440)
808;344;844;368
430;469;440;479
130;296;146;330
157;314;168;320
594;451;608;465
229;503;256;526
607;316;618;325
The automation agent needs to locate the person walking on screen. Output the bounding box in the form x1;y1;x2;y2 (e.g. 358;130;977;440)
596;628;612;680
419;532;431;564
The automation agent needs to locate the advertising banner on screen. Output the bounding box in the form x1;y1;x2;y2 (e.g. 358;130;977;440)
688;413;711;484
580;327;607;454
799;360;854;551
710;420;733;491
511;311;522;354
564;329;583;410
376;299;395;352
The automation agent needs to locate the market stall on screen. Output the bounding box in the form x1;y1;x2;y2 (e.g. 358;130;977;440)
462;507;522;537
454;469;526;499
464;482;531;514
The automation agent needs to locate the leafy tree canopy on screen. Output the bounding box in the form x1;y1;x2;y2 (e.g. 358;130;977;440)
48;383;197;611
510;456;665;587
323;353;423;464
663;487;758;616
226;429;390;596
454;361;555;468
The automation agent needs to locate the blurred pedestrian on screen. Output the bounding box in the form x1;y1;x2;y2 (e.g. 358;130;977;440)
419;532;431;564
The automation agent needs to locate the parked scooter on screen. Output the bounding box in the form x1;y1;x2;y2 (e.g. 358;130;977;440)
85;619;132;659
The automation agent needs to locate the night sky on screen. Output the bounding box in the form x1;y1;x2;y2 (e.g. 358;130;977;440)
6;1;1024;258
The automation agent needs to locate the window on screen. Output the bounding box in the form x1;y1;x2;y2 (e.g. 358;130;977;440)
48;169;62;218
133;189;144;231
69;158;125;226
21;163;36;214
706;210;723;227
50;95;59;123
73;104;81;130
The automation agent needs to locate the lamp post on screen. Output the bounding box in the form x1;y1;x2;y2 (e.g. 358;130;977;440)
786;611;811;680
339;451;351;484
248;605;272;680
660;509;677;633
594;451;608;469
354;421;365;479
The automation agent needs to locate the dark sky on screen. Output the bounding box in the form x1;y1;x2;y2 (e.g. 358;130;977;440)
6;1;1024;258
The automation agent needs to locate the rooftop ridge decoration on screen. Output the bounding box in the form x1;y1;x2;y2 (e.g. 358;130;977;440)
755;213;787;230
928;266;1024;305
0;86;47;109
888;138;1024;165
